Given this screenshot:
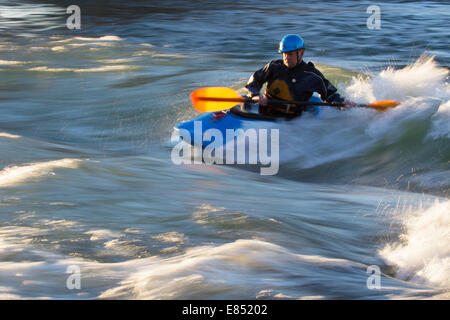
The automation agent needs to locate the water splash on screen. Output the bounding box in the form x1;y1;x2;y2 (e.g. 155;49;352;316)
0;159;82;187
345;55;449;103
278;55;449;195
379;200;450;290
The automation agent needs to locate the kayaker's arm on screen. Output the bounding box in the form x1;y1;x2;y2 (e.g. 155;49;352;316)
305;61;346;104
245;61;273;97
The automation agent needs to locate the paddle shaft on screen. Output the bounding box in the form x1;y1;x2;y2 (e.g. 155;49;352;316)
191;87;399;113
196;96;345;107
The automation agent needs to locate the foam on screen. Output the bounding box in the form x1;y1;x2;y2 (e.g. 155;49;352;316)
131;50;187;59
103;239;145;257
67;42;118;48
0;132;21;139
151;232;188;244
74;36;122;42
96;58;137;64
49;36;122;44
0;159;82;187
345;55;449;103
39;219;79;229
0;233;434;299
277;55;449;171
0;60;28;65
84;229;123;241
50;46;66;52
427;100;450;140
379;200;450;289
27;65;140;73
99;239;366;299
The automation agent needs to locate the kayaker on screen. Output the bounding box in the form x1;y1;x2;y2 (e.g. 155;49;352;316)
245;34;350;116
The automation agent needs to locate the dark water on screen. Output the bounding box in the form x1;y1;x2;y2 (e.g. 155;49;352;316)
0;1;448;299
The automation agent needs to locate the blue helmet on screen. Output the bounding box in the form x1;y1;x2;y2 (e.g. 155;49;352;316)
278;34;305;53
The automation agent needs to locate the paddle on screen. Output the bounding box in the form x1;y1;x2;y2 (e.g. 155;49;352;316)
190;87;399;113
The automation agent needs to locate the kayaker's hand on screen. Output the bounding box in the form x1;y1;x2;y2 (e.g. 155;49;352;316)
253;95;269;106
344;100;356;109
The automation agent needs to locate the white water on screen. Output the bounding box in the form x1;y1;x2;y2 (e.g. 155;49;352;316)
380;200;450;291
0;159;82;187
0;1;448;301
279;55;449;169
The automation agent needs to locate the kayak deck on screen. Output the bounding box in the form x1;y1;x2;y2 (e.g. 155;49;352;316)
174;96;323;147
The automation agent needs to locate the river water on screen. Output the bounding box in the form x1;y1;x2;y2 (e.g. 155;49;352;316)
0;0;448;299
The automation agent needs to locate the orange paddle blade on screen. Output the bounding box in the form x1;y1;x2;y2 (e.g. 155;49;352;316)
190;87;247;112
367;100;399;112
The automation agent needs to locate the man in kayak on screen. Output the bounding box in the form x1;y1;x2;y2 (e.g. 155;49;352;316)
245;34;349;116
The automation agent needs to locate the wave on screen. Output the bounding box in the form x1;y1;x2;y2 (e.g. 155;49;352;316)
276;55;449;196
49;36;122;43
345;55;448;103
0;132;21;139
379;200;449;290
0;159;82;187
0;60;29;65
184;56;449;195
27;65;140;73
0;217;440;299
96;58;138;64
98;239;367;299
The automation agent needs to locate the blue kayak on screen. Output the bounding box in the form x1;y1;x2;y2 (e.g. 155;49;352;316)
174;96;322;147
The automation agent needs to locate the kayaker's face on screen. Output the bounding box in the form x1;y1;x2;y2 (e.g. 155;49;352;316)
283;49;304;68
